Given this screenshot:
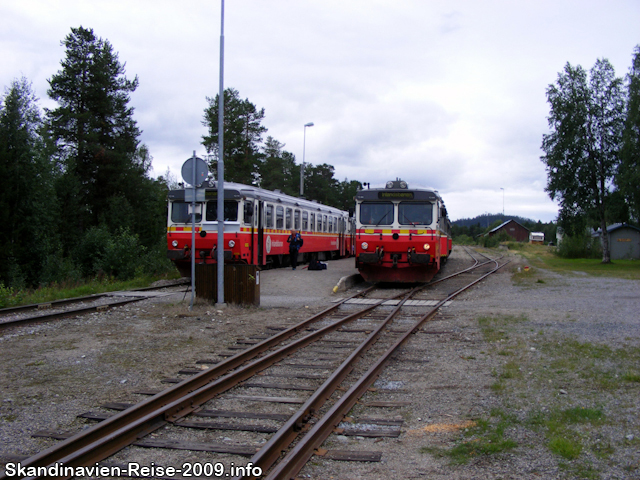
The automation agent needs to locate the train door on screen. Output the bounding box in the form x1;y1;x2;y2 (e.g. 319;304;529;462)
257;200;264;265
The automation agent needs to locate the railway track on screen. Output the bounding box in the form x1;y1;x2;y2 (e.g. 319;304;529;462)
1;249;507;480
0;280;189;331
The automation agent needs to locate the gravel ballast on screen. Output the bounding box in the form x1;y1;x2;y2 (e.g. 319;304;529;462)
1;246;639;479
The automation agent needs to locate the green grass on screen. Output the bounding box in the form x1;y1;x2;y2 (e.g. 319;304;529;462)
526;406;605;461
508;243;640;279
421;413;518;464
0;272;180;308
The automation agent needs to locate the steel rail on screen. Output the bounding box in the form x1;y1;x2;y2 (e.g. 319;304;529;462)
0;294;109;316
0;281;191;331
231;248;497;477
236;285;424;477
1;285;384;480
263;259;510;480
0;280;189;317
0;297;152;331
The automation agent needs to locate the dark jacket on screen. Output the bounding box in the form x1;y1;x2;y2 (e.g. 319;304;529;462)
287;233;303;252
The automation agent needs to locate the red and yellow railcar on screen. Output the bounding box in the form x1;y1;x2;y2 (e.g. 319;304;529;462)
355;180;452;283
167;182;354;276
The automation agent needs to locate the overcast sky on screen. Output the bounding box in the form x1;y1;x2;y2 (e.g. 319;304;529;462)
2;1;639;222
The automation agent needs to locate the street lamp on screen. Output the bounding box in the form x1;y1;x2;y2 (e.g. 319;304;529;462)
300;122;314;196
500;188;505;217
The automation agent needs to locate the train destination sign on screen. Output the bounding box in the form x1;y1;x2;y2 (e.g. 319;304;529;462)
378;191;415;200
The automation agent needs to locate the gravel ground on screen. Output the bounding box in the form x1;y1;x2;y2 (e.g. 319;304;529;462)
1;246;639;479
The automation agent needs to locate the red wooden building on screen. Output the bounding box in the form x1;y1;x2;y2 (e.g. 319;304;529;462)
487;219;530;242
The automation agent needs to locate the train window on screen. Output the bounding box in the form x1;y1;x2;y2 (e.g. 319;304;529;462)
286;208;292;229
323;215;328;232
243;202;254;226
398;202;433;225
310;213;315;232
171;201;200;223
205;201;238;221
317;215;322;232
360;202;393;225
328;216;333;233
266;204;274;228
294;209;301;230
302;211;308;231
276;206;284;229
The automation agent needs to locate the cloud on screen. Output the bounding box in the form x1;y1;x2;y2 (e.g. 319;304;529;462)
2;0;639;224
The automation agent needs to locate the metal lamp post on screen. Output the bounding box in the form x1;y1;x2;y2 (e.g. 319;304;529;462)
300;122;314;197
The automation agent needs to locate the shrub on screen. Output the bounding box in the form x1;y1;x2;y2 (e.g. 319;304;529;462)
74;225;113;277
137;240;176;277
557;234;602;259
453;234;475;245
98;229;144;281
39;249;82;285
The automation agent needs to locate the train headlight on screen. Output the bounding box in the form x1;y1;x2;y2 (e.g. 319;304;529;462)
361;242;369;250
228;240;236;248
423;243;431;251
171;240;179;248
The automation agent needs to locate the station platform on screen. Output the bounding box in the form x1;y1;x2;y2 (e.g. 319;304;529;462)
259;257;362;308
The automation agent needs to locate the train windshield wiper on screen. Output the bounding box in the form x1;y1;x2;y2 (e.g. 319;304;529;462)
375;211;392;226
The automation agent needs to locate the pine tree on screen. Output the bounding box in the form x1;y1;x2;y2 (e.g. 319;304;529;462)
259;136;300;195
46;26;142;247
202;88;267;185
0;78;57;287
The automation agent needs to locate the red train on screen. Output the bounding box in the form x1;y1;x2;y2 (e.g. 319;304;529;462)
354;179;452;283
167;182;354;276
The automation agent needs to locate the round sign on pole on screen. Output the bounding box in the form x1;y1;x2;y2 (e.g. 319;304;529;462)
181;157;209;186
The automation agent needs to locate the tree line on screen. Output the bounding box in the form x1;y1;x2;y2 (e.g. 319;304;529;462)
0;27;361;290
541;46;640;262
451;214;557;247
201;88;361;211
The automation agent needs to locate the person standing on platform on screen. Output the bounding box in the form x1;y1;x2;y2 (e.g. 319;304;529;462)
287;230;303;270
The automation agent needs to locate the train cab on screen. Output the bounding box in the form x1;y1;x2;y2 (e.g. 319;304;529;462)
354;179;451;283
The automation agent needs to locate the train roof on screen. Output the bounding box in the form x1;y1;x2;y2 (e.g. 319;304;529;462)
355;179;442;202
168;181;348;215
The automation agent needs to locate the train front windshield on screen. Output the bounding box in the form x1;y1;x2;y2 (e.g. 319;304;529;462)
398;202;433;225
206;201;238;221
171;202;201;223
170;200;239;223
359;201;433;226
360;202;394;225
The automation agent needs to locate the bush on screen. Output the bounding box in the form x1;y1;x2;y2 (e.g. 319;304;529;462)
74;226;151;281
40;249;82;285
74;225;113;278
453;234;475;245
98;229;144;281
557;234;602;259
0;282;15;308
137;240;176;277
478;232;512;248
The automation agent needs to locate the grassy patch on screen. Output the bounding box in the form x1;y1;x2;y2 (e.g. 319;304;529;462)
478;315;527;344
421;414;518;464
509;243;640;279
0;272;180;308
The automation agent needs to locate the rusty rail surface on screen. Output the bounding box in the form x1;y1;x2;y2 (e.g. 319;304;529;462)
0;285;380;480
0;280;190;331
253;256;509;480
2;252;503;480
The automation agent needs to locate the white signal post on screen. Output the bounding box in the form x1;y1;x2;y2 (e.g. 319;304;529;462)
216;0;226;306
300;122;314;197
